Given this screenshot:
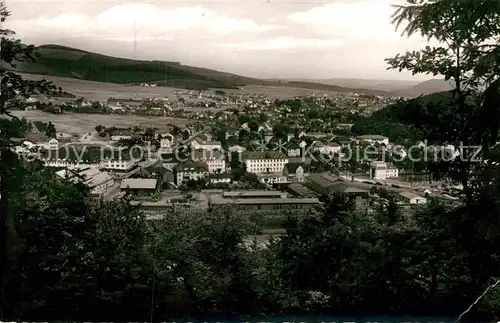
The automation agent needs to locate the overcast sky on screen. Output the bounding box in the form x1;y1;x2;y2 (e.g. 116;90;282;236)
5;0;436;80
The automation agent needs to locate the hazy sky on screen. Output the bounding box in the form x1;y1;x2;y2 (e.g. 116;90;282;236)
5;0;436;80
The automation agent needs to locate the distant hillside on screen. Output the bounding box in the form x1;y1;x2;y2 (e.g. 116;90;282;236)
393;79;455;97
2;44;390;94
294;78;420;92
293;77;454;97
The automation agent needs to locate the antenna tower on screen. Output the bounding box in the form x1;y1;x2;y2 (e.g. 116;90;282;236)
133;18;138;99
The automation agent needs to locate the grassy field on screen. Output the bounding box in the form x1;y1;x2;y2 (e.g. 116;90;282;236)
12;110;190;134
20;73;348;101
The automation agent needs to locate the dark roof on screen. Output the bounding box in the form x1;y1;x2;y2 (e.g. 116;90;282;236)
175;161;208;171
243;151;287;160
288;183;317;197
211;197;320;205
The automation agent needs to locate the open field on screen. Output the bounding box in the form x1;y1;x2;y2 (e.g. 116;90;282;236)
11;110;190;134
20;73;182;101
20;73;345;100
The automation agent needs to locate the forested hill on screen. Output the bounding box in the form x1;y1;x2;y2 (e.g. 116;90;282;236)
1;44;389;94
351;91;480;145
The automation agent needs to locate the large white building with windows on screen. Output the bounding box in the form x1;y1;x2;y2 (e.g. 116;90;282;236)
369;161;399;180
243;151;289;174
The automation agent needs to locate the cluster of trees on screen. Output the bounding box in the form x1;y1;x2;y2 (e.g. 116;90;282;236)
0;117;32;138
1;155;500;321
3;0;500;321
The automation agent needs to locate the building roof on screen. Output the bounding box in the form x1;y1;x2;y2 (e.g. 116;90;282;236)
192;149;224;161
175;161;208;171
356;135;388;140
86;171;113;189
344;187;369;194
223;190;285;198
243;151;287;160
288;183;317;197
306;173;345;190
120;178;158;190
399;191;424;199
211;197;320;205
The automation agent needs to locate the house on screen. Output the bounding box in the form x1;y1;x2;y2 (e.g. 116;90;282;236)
101;158;137;172
243;151;289;174
173;161;209;185
313;141;342;156
399;192;427;204
209;173;232;185
47;138;59;150
305;173;346;196
287;142;301;157
356;135;389;146
257;173;288;185
283;163;308;183
192;149;226;173
120;178;159;196
190;138;223;151
159;134;175;149
369;161;399;180
144;163;173;187
56;166;114;196
228;145;246;154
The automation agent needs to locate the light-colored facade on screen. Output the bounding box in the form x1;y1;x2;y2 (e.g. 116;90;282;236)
47;138;59;150
190;139;222;151
370;161;399;180
244;151;289;174
257;173;288;184
399;192;427;204
100;159;137;171
356;135;389;146
192;149;226;173
174;162;209;185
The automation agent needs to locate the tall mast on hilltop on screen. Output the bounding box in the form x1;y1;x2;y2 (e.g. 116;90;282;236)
133;17;138;99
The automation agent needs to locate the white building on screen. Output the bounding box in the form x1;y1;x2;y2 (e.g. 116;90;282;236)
190;139;222;151
209;174;232;184
399;192;427;204
56;166;114;196
369;161;399;180
257;173;288;184
192;149;226;173
174;161;209;185
160;137;174;148
356;135;389;146
313;141;342;156
47;138;59;150
243;151;289;174
100;158;137;171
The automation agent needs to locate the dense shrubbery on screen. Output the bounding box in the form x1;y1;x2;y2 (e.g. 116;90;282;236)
351;91;477;145
1;155;500;321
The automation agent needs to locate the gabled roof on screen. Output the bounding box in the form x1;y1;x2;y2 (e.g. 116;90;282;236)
120;178;157;190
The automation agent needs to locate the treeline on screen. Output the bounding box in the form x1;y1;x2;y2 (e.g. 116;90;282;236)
351;91;479;145
1;152;500;322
